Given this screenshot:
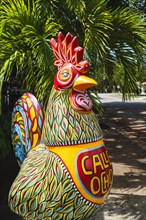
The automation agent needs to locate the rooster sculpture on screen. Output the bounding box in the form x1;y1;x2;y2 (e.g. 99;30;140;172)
8;32;113;220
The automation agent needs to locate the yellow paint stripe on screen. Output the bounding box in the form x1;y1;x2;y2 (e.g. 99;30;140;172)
32;118;37;132
30;107;35;120
32;133;39;148
26;98;32;108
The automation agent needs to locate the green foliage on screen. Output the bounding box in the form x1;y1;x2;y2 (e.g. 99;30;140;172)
0;0;62;107
93;6;146;99
0;0;145;107
108;7;146;99
88;91;104;116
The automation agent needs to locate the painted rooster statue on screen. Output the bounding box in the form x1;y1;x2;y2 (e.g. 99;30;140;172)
8;32;113;220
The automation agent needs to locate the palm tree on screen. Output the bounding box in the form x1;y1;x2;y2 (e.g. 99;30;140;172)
0;0;62;110
0;0;145;110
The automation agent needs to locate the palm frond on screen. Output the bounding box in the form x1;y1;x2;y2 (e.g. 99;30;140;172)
111;7;146;48
0;0;62;113
100;7;146;99
0;0;36;27
88;91;104;116
78;0;113;57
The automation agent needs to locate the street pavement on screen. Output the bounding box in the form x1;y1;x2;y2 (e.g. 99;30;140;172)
98;93;146;103
91;93;146;220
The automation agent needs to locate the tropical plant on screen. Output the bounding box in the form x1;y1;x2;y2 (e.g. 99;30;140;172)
0;0;62;111
103;7;146;99
0;0;145;110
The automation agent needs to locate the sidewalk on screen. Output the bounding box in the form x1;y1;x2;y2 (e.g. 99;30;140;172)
92;93;146;220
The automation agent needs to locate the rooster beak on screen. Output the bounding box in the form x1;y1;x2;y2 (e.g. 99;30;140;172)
73;75;97;91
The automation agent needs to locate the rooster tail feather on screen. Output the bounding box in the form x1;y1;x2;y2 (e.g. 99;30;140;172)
11;92;44;165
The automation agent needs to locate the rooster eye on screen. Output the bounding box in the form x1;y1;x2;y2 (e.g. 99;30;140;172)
59;70;71;81
62;71;69;78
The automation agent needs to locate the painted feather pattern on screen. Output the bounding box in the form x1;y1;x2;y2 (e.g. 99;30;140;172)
41;88;103;145
9;145;101;220
11;93;44;164
9;32;113;220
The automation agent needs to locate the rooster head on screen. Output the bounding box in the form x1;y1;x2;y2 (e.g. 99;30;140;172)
50;32;97;113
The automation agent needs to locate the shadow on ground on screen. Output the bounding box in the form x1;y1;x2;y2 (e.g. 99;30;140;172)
97;101;146;220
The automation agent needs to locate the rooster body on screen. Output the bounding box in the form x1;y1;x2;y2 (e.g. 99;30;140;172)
9;32;113;219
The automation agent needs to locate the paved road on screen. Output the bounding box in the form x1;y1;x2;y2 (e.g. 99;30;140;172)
98;93;146;103
92;93;146;220
98;93;146;150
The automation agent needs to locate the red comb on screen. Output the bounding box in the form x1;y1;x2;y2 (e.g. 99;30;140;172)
50;32;89;74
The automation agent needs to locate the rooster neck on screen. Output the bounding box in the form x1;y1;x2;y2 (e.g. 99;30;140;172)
41;87;102;145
